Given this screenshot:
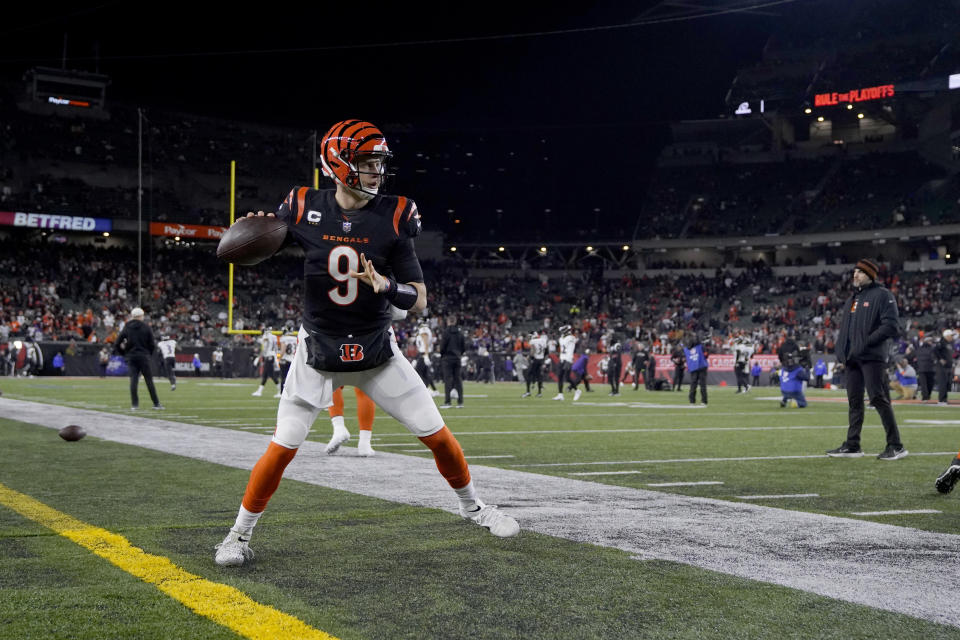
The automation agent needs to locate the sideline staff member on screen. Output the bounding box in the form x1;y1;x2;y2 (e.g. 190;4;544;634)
827;259;906;460
115;307;163;411
439;315;466;409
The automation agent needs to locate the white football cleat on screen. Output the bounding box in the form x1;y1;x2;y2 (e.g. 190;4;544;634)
325;426;351;455
573;389;582;401
251;388;262;397
460;503;519;538
214;530;254;567
273;391;282;398
552;393;564;401
357;443;376;457
430;389;441;397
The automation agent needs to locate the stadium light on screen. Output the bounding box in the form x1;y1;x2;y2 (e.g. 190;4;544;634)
450;246;457;252
539;246;547;253
857;113;865;119
817;116;825;122
622;245;630;251
498;246;505;252
846;104;853;110
174;236;180;242
804;108;812;114
102;232;109;237
586;246;594;252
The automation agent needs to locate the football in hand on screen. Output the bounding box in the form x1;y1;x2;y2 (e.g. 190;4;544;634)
59;424;87;441
216;216;288;266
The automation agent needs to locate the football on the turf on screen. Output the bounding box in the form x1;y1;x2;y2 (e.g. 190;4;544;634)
216;215;288;266
59;424;86;441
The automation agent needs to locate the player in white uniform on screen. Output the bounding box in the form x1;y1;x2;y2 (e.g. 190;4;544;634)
553;326;577;400
251;327;280;397
157;335;177;390
734;337;755;393
522;331;548;397
278;328;298;397
414;322;440;396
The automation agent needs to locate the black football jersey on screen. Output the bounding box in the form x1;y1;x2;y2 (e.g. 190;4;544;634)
276;187;423;336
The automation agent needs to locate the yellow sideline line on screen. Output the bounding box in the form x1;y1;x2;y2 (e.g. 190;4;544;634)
0;482;337;640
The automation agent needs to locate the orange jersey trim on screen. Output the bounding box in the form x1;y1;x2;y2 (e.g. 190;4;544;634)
294;187;309;224
392;196;408;236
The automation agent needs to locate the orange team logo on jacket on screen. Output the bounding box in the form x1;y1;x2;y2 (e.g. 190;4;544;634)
339;344;365;362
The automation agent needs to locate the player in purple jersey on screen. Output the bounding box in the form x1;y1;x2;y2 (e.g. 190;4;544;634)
215;120;519;567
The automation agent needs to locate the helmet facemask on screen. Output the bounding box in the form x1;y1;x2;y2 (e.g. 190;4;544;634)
333;148;393;201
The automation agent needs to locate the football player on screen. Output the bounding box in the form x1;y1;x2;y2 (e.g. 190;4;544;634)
325;386;376;456
414;322;440;396
251;326;281;397
733;336;754;394
157;334;178;391
215;120;519;567
278;325;298;396
522;330;547;398
553;325;576;400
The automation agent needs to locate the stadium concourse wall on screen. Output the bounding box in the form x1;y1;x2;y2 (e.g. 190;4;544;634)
18;342;840;387
23;342;257;378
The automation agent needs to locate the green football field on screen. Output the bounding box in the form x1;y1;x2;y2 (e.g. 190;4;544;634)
2;376;960;639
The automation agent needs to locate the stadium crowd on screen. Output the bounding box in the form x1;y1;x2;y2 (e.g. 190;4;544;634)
3;232;958;387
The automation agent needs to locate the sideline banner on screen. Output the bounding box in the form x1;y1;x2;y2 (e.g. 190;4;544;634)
652;353;781;375
150;222;227;240
0;211;112;232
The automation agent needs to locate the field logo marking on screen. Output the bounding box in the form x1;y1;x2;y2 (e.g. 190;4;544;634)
0;482;337;640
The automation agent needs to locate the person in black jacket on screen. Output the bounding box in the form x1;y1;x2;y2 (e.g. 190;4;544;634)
438;315;465;409
607;342;622;396
827;259;905;460
115;307;163;411
916;336;936;401
670;344;685;391
935;330;957;406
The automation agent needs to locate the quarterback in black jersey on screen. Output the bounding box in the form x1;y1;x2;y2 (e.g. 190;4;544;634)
215;120;518;567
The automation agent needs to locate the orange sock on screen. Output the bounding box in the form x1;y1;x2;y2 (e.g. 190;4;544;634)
355;387;375;430
419;426;471;489
327;387;345;419
241;441;298;513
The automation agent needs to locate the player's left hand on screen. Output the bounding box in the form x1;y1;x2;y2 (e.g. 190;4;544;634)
349;253;386;292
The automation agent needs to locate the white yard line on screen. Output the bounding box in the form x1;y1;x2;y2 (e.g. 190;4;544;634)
376;424;960;437
647;481;724;487
569;470;646;476
3;397;960;628
850;510;942;516
514;452;959;467
738;493;820;500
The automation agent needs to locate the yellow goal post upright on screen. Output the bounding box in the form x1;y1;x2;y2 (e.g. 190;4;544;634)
225;161;322;336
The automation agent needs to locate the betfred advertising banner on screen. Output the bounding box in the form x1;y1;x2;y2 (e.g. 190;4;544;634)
0;211;112;232
150;222;228;239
